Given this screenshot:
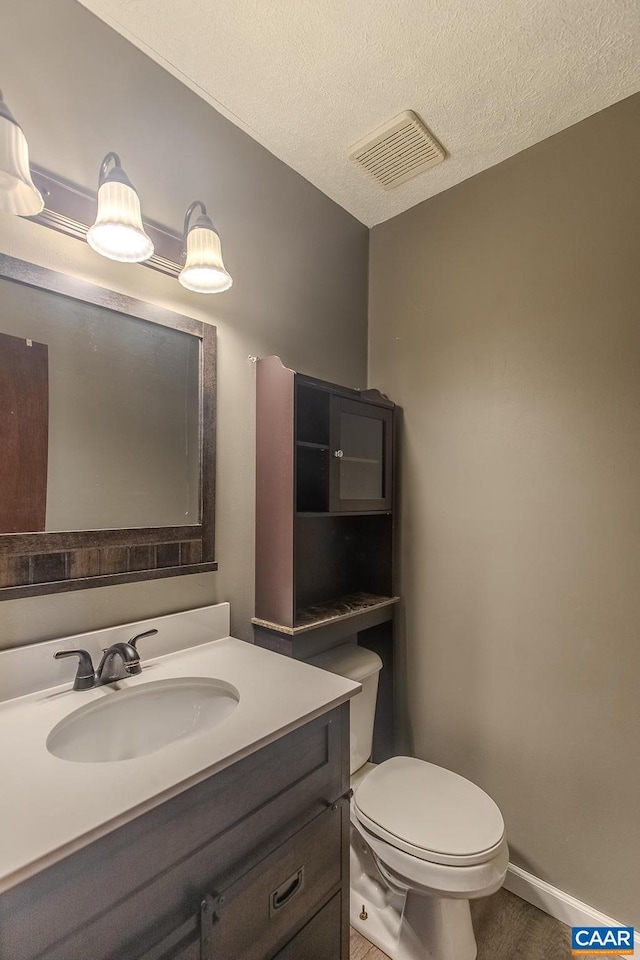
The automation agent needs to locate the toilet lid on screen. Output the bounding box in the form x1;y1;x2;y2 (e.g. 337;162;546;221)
353;756;505;867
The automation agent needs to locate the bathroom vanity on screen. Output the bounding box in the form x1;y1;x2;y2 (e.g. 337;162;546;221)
0;604;359;960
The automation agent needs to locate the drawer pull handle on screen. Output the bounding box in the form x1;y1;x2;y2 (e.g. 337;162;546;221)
271;866;305;914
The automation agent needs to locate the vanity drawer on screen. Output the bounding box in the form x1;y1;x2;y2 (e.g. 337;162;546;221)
135;897;343;960
273;893;342;960
209;800;342;959
134;802;344;960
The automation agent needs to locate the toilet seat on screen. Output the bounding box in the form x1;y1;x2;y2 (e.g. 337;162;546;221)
355;817;509;899
353;756;505;867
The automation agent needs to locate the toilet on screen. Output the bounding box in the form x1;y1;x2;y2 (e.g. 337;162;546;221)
308;643;508;960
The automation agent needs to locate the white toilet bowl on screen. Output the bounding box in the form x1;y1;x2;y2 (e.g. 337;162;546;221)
307;644;508;960
349;757;508;960
350;757;509;960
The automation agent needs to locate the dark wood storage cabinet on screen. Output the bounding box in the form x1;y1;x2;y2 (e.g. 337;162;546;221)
296;384;393;514
254;356;397;636
0;706;350;960
253;357;398;762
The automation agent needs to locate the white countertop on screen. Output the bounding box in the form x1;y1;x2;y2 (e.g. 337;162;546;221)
0;608;359;894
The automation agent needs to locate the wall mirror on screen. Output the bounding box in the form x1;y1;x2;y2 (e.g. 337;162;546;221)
0;253;217;599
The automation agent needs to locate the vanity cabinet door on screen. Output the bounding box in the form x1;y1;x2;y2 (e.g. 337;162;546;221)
134;895;343;960
145;943;199;960
164;946;199;960
273;892;342;960
134;804;345;960
207;801;343;960
134;918;200;960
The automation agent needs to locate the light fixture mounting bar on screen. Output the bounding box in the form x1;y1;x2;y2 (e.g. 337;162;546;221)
29;166;184;278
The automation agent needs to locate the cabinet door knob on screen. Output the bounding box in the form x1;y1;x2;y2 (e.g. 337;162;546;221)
333;449;344;458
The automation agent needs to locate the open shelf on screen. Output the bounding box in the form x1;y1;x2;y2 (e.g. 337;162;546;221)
296;383;330;445
252;592;399;636
296;445;329;512
296;510;391;518
294;513;392;615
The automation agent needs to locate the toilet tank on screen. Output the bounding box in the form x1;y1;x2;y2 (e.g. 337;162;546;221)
307;643;383;775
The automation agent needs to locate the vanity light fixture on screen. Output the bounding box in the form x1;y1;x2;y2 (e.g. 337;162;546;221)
178;201;232;294
0;88;44;216
6;151;235;287
86;152;154;263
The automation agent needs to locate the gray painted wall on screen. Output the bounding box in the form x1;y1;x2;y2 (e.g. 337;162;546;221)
0;0;368;646
369;93;640;925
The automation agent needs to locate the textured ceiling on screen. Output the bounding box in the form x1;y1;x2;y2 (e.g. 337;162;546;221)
78;0;640;226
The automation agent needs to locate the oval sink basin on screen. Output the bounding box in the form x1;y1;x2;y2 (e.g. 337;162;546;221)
47;677;240;763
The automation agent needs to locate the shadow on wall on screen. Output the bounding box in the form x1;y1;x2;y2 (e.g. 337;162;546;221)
391;408;410;755
397;409;500;783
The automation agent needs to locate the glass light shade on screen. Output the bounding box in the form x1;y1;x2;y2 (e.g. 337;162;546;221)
86;179;154;263
0;103;44;216
179;225;232;294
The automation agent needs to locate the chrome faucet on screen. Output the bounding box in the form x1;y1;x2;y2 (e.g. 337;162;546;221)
54;629;158;690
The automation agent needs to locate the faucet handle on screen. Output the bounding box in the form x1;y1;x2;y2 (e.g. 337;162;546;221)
54;649;95;691
129;628;158;650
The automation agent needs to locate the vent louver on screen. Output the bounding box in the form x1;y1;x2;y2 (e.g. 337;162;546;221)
349;111;446;190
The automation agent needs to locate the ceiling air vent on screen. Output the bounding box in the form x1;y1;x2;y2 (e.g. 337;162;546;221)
349;110;445;190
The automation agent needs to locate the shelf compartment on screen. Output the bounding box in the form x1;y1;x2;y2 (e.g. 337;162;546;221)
296;592;398;629
296;510;391;518
252;592;399;636
294;514;392;616
296;445;330;512
296;384;330;446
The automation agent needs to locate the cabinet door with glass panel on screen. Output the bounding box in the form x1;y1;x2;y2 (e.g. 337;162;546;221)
329;396;393;512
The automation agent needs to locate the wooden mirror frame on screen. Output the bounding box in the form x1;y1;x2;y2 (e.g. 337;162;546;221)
0;253;217;600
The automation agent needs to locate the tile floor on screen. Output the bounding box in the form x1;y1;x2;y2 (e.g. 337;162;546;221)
350;888;622;960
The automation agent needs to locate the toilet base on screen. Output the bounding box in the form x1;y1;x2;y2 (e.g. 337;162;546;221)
350;830;477;960
400;892;476;960
350;841;404;957
351;888;476;960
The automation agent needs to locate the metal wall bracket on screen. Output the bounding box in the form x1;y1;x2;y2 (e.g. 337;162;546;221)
199;894;215;960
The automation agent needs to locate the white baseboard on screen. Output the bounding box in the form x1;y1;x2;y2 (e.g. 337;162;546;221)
504;864;638;956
